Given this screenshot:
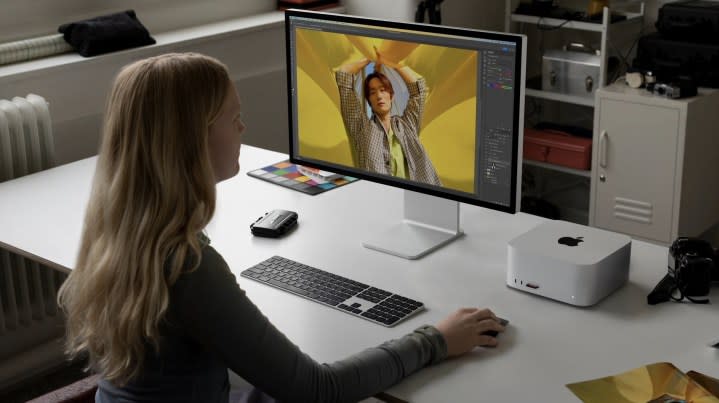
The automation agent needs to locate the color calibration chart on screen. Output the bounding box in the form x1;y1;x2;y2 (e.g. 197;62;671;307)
248;160;358;195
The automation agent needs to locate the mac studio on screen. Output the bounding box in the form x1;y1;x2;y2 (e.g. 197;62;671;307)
1;0;719;401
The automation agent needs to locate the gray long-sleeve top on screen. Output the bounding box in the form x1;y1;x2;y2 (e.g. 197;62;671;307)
96;243;448;402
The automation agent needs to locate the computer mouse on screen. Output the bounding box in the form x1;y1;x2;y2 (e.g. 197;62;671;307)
482;317;509;337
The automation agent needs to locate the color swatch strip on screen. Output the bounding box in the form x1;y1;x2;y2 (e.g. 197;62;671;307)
248;160;358;195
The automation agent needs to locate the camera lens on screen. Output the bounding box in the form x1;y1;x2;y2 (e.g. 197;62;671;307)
679;254;713;298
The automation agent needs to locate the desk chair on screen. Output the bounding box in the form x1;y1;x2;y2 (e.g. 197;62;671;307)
27;374;99;403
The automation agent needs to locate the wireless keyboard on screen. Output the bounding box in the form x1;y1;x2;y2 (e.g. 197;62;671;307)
241;256;425;327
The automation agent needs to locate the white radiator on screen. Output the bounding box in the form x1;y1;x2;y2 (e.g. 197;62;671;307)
0;95;67;391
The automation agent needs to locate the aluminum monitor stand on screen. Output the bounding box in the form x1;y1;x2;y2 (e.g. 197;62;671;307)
363;189;463;259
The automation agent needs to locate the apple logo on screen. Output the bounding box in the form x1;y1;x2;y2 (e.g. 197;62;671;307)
558;236;584;246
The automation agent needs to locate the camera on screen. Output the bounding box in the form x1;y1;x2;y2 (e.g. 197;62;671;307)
650;82;682;98
647;237;718;305
645;76;698;99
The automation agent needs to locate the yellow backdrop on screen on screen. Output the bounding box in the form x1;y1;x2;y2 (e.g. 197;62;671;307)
295;27;477;193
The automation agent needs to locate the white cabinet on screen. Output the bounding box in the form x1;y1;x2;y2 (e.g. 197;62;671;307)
590;84;719;244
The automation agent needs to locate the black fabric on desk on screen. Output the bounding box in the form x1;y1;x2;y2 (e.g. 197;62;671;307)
58;10;155;57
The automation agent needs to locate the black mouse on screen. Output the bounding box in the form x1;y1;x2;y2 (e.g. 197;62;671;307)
482;317;509;337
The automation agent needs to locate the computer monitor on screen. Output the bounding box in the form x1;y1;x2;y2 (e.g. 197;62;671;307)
285;9;526;259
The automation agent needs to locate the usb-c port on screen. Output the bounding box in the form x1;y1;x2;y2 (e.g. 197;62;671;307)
526;283;539;289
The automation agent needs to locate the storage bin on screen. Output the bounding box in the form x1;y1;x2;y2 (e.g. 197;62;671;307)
523;127;592;170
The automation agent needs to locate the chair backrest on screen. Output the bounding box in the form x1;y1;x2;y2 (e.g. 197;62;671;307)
26;374;99;403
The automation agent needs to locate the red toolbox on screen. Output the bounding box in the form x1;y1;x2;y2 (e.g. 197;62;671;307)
523;127;592;170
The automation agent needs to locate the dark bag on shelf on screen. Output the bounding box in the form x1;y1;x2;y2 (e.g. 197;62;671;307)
633;33;719;88
58;10;155;57
656;0;719;43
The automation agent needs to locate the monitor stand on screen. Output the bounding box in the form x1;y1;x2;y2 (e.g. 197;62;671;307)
362;189;463;260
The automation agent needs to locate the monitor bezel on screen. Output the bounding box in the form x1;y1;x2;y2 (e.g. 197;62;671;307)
285;9;524;214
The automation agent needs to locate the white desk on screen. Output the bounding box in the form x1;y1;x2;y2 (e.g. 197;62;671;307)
0;145;716;402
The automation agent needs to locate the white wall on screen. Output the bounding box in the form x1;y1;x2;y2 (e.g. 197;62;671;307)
441;0;506;31
343;0;506;30
343;0;421;22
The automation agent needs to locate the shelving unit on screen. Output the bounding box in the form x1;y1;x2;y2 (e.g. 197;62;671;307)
506;1;644;111
505;0;644;224
508;6;645;32
523;159;591;178
525;87;596;107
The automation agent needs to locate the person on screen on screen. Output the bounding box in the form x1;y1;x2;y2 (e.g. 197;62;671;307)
335;47;442;186
57;53;505;403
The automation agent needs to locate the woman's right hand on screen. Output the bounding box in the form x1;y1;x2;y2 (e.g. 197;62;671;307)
374;45;401;71
435;308;506;358
338;58;370;75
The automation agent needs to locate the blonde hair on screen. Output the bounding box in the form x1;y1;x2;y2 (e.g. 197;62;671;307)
58;53;231;385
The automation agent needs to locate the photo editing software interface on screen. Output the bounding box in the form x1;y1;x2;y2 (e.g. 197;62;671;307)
286;12;522;210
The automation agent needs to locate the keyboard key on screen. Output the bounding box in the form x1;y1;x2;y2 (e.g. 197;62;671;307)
267;279;309;296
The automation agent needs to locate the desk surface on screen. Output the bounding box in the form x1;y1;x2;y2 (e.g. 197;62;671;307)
0;145;716;402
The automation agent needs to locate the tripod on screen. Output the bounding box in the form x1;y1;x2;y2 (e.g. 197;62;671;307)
415;0;444;24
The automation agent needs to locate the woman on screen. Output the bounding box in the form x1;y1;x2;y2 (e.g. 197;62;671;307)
335;47;441;186
58;53;505;403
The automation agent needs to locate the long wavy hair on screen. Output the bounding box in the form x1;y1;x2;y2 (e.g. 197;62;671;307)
57;53;231;386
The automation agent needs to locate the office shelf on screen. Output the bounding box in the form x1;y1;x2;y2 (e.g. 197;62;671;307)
525;88;595;107
510;14;604;32
524;76;596;107
509;9;644;33
523;159;591;178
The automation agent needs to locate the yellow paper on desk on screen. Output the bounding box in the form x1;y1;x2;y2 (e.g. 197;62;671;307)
566;362;719;403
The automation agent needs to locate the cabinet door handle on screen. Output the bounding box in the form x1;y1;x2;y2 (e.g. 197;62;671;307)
599;130;608;168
